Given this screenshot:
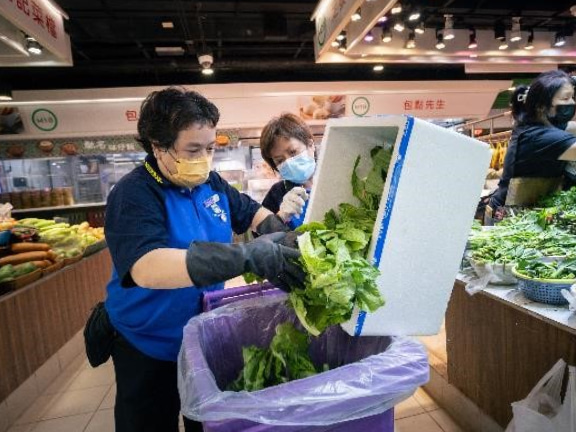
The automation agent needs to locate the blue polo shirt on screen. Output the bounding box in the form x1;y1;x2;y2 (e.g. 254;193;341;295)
104;155;260;361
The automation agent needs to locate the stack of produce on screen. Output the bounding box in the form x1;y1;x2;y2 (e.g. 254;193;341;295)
467;187;576;281
18;218;104;259
0;242;59;283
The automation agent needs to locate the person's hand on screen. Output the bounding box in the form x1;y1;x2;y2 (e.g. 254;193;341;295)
245;232;306;292
278;187;308;222
186;233;306;292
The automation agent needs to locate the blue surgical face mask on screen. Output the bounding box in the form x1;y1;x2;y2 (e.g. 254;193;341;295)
277;151;316;184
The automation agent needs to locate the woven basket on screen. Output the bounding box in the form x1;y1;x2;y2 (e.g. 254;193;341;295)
0;269;43;293
42;260;64;276
63;254;83;267
511;267;573;305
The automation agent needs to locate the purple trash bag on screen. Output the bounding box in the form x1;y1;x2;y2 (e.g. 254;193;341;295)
178;295;429;430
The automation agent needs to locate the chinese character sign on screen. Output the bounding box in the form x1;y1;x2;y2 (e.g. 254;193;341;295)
403;98;447;112
0;0;68;60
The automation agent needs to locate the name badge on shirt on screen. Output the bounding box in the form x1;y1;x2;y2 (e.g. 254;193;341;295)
204;194;227;223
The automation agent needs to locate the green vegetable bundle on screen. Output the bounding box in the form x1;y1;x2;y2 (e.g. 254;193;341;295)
290;147;390;336
515;257;576;280
228;322;320;392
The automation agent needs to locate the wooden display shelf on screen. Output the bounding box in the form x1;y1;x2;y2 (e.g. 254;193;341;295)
446;279;576;428
0;248;111;403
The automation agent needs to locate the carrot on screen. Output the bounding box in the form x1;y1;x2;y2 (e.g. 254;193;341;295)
0;251;49;266
31;260;50;269
46;251;58;261
43;260;52;267
10;243;50;253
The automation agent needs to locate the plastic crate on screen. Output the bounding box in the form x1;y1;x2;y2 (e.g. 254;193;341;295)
202;282;284;312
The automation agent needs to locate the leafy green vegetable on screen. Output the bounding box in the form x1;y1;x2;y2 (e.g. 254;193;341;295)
228;322;320;392
290;146;390;336
243;272;265;284
515;256;576;280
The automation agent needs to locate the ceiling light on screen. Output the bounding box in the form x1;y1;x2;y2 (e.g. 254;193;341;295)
336;31;346;41
201;68;214;76
394;21;405;32
373;64;384;71
0;89;12;101
443;15;454;40
378;16;388;23
415;23;425;35
499;40;509;50
361;53;368;57
382;27;392;43
469;53;478;58
525;30;535;49
25;37;42;55
405;31;416;49
391;4;402;14
468;30;477;49
510;17;522;42
408;11;420;21
161;21;174;29
351;8;361;22
554;32;567;47
508;86;516;91
338;39;347;52
331;40;340;48
435;31;445;49
364;31;375;43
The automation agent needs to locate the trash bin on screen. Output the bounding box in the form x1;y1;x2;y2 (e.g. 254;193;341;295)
178;292;429;431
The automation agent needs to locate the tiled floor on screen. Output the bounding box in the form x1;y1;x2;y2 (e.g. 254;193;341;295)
8;352;465;432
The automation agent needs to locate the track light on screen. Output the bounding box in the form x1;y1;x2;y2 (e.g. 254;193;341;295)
468;30;477;49
405;31;416;49
510;17;522;42
414;22;425;35
201;68;214;76
554;32;567;47
381;26;392;43
373;64;384;72
443;15;454;40
499;40;509;50
338;39;347;52
331;40;340;48
378;16;388;23
435;31;445;49
364;31;375;43
0;88;12;101
393;21;405;32
391;3;402;14
25;36;42;55
408;10;420;21
351;8;361;22
525;30;534;50
336;31;346;41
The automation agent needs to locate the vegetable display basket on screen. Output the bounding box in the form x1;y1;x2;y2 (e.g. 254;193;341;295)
469;258;517;285
511;267;573;305
63;254;83;267
42;260;64;276
83;239;107;257
0;269;43;292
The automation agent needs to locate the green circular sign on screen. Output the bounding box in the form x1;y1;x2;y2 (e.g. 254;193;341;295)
32;108;58;132
317;19;327;47
352;97;370;117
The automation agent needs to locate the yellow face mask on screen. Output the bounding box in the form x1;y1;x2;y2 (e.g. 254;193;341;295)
163;151;212;189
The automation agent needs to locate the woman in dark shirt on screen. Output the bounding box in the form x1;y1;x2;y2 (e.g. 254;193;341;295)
259;113;316;229
487;70;576;222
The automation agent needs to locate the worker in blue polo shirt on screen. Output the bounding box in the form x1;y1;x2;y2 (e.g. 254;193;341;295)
98;88;305;432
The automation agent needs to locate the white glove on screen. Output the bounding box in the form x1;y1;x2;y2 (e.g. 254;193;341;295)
278;187;308;222
562;284;576;312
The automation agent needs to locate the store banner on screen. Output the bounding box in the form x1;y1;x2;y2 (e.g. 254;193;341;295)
347;92;497;119
313;0;363;55
0;0;69;61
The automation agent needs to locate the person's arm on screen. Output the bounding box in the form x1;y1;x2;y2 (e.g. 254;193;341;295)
559;143;576;161
131;249;191;289
250;206;274;231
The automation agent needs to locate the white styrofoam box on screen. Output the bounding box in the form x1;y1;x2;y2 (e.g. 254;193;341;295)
305;115;491;336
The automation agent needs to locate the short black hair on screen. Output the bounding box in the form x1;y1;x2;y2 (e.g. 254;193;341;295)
136;87;220;154
511;70;573;126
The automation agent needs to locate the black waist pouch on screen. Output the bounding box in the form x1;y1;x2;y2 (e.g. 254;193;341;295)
84;302;116;367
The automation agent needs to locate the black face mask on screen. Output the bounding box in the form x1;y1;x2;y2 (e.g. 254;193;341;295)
548;104;576;130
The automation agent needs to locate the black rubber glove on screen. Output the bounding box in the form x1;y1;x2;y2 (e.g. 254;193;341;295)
256;214;300;249
186;232;306;292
